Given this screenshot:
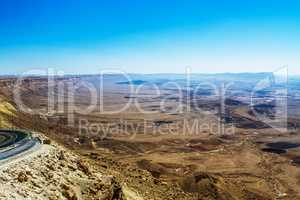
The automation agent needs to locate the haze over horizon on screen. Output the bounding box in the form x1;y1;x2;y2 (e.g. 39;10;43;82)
1;0;300;75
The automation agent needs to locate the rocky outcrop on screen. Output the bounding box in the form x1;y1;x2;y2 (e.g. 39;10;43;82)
0;135;126;200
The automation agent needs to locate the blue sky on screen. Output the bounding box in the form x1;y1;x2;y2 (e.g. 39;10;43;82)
0;0;300;75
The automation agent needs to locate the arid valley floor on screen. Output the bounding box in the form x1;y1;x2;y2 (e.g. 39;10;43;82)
0;73;300;199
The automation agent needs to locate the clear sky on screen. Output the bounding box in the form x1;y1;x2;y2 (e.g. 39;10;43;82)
0;0;300;75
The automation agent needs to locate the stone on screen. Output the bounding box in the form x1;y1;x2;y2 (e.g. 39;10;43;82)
17;172;29;183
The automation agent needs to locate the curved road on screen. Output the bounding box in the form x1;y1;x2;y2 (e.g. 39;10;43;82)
0;130;40;161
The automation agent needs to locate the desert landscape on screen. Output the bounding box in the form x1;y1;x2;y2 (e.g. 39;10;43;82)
1;1;300;199
0;73;300;199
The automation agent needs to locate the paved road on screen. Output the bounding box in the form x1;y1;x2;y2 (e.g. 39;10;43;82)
0;130;40;161
0;130;27;149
